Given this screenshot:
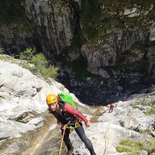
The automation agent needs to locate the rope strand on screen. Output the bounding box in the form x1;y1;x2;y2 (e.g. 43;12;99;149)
58;125;67;155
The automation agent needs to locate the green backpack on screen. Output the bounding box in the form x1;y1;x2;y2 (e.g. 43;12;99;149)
58;92;77;109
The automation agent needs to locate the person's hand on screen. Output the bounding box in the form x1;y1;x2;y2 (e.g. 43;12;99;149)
85;121;90;127
61;124;67;130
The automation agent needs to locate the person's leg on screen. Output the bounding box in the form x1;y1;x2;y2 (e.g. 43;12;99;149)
61;128;73;151
75;124;96;155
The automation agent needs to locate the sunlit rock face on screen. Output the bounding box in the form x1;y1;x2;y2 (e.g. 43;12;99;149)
0;59;64;154
0;57;86;154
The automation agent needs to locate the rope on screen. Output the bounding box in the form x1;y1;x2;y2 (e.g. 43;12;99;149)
57;122;80;155
103;123;110;155
58;124;67;155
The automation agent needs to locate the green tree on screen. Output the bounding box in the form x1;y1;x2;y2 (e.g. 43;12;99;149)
31;53;58;79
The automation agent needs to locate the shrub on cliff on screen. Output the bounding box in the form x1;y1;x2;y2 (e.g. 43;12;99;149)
19;48;58;80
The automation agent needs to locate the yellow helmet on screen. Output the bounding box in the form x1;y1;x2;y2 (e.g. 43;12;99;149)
46;94;58;105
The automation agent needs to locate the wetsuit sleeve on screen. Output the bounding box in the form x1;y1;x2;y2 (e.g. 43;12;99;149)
64;103;88;123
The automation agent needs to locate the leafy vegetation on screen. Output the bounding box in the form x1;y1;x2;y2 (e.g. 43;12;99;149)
0;48;4;54
116;139;142;155
132;98;154;107
116;139;155;155
144;107;155;115
31;53;58;80
132;98;155;115
19;48;35;62
0;49;58;80
19;48;58;80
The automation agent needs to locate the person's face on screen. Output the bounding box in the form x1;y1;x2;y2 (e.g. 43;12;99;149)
49;102;57;111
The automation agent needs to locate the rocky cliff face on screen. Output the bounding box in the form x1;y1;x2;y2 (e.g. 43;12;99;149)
0;55;68;154
0;56;155;155
0;1;155;104
80;1;155;78
1;0;155;77
23;0;79;56
0;0;79;57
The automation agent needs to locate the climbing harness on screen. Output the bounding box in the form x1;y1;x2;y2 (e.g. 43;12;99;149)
66;122;80;132
58;121;80;155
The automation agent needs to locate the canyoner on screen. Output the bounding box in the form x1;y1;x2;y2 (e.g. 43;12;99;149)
46;93;96;155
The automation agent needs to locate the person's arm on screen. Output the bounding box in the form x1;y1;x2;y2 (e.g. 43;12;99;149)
64;103;88;123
